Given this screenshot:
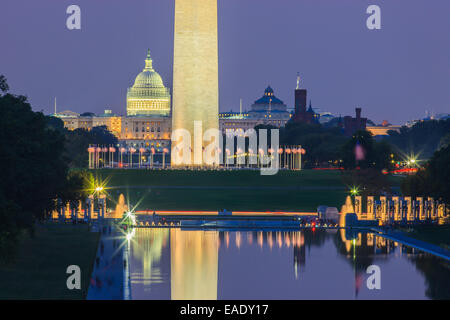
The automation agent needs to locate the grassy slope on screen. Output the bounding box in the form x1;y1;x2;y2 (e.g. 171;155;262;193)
95;168;345;187
110;187;349;212
94;169;350;212
0;223;100;300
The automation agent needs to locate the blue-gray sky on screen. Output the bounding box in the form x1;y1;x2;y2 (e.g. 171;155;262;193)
1;0;449;124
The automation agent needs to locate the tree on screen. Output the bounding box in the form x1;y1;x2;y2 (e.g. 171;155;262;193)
340;130;395;196
59;170;91;206
0;75;9;93
0;90;68;235
341;130;394;171
387;119;450;160
438;133;450;151
280;121;347;167
45;115;65;132
341;168;391;197
0;76;110;261
402;145;450;204
64;126;118;168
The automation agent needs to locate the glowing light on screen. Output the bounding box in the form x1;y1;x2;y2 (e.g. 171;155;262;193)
126;228;136;241
84;173;111;197
350;187;360;196
124;211;137;226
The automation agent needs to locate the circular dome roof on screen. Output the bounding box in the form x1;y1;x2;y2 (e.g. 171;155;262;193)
264;86;274;95
133;70;164;88
131;50;165;89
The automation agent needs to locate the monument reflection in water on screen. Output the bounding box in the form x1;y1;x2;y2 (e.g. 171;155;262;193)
127;228;450;300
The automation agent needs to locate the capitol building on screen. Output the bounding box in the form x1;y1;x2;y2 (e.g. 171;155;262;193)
126;50;171;117
56;50;291;148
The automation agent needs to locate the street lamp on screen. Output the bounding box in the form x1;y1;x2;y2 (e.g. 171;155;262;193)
139;148;146;168
350;187;360;196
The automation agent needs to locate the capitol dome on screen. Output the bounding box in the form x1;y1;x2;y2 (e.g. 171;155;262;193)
132;59;165;89
127;50;171;117
133;71;164;88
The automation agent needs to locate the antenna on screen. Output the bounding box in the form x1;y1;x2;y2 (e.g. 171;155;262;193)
296;72;301;90
240;98;242;116
54;97;57;115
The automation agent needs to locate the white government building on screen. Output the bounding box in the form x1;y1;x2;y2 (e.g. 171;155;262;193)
55;50;291;148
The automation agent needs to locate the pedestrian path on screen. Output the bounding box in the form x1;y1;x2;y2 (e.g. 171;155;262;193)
377;229;450;261
87;224;126;300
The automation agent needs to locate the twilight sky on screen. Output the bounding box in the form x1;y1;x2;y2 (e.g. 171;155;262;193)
1;0;449;124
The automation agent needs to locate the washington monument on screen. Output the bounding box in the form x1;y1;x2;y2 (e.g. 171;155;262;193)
171;0;219;166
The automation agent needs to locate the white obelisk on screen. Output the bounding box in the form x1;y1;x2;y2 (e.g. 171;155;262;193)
172;0;219;166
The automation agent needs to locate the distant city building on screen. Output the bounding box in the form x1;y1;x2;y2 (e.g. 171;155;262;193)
318;112;335;124
405;112;450;127
343;108;367;136
55;56;341;146
56;50;172;148
380;120;391;127
248;86;291;121
365;118;401;138
435;113;450;120
219;87;291;136
59;111;170;148
59;111;123;138
126;50;171;117
54;110;79;118
366;125;401;137
292;76;317;124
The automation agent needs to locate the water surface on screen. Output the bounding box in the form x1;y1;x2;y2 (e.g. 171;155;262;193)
127;228;450;300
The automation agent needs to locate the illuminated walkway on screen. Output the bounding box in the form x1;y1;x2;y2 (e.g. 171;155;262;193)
374;229;450;261
87;225;126;300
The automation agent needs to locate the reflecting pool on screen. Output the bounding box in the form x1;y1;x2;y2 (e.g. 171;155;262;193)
126;228;450;300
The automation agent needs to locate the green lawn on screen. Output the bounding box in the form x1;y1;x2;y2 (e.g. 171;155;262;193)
91;169;403;212
93;169;349;212
0;223;100;300
95;168;346;187
108;187;349;212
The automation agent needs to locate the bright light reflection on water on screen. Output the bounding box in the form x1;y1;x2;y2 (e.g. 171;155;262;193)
127;228;450;300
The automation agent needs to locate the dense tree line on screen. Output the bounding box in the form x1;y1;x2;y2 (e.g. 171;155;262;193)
339;130;395;196
279;122;396;196
0;76;115;259
278;121;395;171
401;145;450;204
0;81;65;256
279;121;348;167
47;117;117;168
340;130;395;171
386;119;450;160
